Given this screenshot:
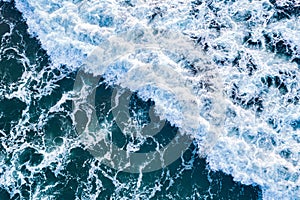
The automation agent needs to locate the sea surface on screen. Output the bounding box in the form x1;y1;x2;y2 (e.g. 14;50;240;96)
0;0;300;199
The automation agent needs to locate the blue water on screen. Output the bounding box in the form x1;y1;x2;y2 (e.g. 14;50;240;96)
1;0;300;199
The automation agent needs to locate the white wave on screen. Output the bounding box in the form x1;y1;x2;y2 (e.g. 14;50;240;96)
14;0;300;198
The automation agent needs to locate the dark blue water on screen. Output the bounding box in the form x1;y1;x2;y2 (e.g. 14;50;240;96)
3;0;300;199
0;1;263;199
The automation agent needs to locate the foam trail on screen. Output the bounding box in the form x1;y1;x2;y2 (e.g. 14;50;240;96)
13;0;300;199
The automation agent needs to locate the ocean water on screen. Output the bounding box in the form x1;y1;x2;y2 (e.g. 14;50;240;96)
0;0;300;199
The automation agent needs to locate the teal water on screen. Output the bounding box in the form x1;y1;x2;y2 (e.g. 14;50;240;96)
1;1;263;199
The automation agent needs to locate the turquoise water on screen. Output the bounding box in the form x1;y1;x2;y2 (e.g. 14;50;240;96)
1;0;300;199
0;1;262;199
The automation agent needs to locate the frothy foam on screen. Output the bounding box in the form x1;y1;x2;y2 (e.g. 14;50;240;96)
13;0;300;198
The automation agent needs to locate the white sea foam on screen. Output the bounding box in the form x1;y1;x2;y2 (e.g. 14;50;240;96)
13;0;300;198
